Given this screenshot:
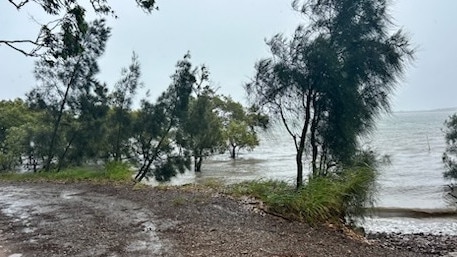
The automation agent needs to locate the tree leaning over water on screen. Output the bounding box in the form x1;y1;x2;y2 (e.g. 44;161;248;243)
246;0;415;188
132;54;195;182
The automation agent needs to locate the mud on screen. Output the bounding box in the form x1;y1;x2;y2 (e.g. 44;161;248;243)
0;181;443;256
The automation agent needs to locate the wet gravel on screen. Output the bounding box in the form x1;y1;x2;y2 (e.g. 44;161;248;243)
368;232;457;256
0;181;454;256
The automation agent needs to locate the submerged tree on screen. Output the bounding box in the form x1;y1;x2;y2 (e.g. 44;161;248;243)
215;98;269;159
247;0;414;188
181;83;225;172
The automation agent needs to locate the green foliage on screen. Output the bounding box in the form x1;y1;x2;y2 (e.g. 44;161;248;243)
443;114;457;180
106;52;142;161
132;53;195;182
229;155;377;224
28;19;111;171
229;152;378;224
214;97;268;159
247;0;414;187
3;0;157;57
224;120;259;159
181;84;225;172
0;163;133;183
0;99;46;172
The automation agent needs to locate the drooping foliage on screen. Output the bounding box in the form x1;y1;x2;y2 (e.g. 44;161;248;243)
247;0;414;188
132;54;195;182
27;19;111;171
106;52;142;162
443;114;457;180
3;0;157;58
180;83;225;172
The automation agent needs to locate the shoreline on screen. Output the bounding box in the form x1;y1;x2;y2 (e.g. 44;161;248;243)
368;232;457;256
0;180;442;257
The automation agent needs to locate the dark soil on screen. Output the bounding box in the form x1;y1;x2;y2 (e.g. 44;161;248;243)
0;181;454;257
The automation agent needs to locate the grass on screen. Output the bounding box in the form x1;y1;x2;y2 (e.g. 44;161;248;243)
0;161;134;184
228;166;376;225
0;157;376;227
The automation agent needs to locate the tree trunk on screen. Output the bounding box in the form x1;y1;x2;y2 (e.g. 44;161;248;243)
56;131;77;172
135;121;174;182
44;58;82;172
114;113;122;162
194;156;203;172
230;145;236;159
295;92;313;189
310;104;319;177
296;148;304;189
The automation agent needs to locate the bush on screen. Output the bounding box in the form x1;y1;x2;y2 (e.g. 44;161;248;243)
229;164;376;225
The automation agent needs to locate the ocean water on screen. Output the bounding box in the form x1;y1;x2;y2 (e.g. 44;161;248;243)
152;109;457;234
361;109;457;235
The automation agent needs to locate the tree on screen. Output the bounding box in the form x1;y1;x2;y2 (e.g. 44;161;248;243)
215;97;268;159
181;85;225;172
106;52;142;162
247;0;414;188
442;114;457;180
0;99;39;171
132;54;195;182
2;0;157;58
27;19;110;171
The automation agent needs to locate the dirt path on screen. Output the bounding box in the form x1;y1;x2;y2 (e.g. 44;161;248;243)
0;181;433;257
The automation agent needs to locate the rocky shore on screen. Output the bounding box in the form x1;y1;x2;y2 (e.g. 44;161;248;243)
368;232;457;256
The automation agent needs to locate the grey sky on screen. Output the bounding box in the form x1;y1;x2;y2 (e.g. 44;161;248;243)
1;0;456;112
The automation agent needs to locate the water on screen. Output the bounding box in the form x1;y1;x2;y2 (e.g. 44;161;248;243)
361;109;457;235
153;109;457;234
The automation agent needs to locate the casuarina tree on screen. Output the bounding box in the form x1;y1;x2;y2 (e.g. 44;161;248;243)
27;19;110;171
246;0;414;188
132;53;195;182
2;0;157;58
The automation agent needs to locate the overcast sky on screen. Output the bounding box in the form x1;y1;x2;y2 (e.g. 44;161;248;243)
1;0;456;112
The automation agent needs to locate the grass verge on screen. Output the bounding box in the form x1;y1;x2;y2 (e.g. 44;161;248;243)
228;166;376;225
0;161;134;184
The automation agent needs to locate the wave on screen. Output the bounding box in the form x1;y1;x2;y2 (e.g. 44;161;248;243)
370;207;457;219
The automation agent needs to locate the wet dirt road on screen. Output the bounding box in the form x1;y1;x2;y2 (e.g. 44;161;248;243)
0;182;170;257
0;181;435;257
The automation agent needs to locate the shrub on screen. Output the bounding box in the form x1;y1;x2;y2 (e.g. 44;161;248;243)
229;163;376;225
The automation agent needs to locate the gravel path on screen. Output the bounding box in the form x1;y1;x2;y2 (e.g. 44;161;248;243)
0;181;450;256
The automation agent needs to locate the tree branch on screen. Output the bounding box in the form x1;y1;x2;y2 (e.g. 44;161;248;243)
0;40;41;57
7;0;30;10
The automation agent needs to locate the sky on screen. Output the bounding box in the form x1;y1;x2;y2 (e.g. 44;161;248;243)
1;0;456;112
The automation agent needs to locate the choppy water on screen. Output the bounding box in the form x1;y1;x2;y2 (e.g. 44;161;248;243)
153;109;457;234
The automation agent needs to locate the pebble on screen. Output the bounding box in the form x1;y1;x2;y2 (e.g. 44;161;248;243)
368;232;457;256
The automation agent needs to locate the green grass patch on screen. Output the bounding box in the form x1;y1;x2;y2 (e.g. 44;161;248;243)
0;161;134;184
228;167;376;225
